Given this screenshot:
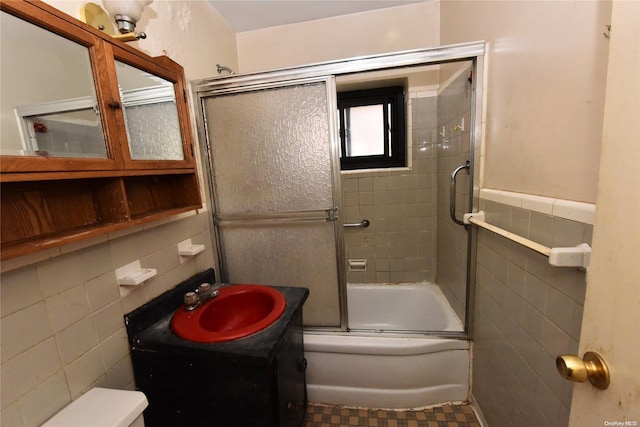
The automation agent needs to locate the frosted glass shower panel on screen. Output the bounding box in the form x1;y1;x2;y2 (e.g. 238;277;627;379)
219;222;341;326
204;83;333;213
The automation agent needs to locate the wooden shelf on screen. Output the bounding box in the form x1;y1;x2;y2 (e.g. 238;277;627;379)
1;174;202;261
125;174;201;219
1;178;127;244
1;221;126;261
0;168;199;183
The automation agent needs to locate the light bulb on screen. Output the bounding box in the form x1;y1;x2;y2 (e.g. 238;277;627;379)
102;0;152;33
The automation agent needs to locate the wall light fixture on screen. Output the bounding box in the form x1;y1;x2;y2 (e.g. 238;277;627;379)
80;1;152;42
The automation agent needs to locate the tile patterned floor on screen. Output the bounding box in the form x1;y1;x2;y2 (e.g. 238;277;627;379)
304;403;482;427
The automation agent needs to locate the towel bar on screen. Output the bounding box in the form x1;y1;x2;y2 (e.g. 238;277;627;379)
463;211;591;268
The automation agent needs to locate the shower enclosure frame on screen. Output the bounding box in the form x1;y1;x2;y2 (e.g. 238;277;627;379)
192;41;485;339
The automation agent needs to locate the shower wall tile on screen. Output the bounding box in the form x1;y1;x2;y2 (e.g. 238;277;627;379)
343;93;437;284
472;198;591;427
0;211;213;426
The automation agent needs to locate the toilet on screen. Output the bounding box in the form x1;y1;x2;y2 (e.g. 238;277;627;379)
42;387;148;427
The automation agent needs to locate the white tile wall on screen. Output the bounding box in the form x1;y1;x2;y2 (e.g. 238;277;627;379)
0;211;215;427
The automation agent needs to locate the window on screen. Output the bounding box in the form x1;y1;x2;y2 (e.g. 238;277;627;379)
337;86;406;170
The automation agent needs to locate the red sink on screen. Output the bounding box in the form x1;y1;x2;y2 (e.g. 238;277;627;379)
171;284;286;343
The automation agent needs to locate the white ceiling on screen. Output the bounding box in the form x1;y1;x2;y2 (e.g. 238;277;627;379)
208;1;427;32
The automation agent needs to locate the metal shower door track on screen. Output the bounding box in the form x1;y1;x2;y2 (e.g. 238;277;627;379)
192;41;485;95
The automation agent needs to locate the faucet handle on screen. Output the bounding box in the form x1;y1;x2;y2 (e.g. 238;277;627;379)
198;283;212;297
183;291;199;311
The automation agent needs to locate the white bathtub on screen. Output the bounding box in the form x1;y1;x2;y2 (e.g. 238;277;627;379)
303;282;470;409
347;282;464;332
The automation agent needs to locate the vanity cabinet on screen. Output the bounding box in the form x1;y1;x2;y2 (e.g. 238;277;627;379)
131;309;307;427
0;0;201;260
125;269;309;427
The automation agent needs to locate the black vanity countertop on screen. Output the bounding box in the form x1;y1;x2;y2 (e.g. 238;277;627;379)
124;268;309;367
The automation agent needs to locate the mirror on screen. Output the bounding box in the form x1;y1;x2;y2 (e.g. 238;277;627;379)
115;61;185;160
0;11;107;158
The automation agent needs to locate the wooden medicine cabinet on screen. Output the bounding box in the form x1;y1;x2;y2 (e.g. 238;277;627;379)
0;0;201;260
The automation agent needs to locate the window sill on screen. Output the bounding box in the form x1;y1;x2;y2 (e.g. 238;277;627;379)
340;166;412;175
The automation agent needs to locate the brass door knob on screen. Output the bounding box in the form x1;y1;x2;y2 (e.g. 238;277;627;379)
556;351;610;390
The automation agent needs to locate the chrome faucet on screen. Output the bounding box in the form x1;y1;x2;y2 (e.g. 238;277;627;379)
183;283;219;311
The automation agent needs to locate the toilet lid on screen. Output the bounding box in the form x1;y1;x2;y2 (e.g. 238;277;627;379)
42;388;148;427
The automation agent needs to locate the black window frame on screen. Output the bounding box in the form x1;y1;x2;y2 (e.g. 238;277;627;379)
337;86;406;170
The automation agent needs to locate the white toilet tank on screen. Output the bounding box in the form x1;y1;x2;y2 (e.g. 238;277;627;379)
42;387;148;427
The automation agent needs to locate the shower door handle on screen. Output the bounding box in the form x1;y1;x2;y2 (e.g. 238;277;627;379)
450;160;470;226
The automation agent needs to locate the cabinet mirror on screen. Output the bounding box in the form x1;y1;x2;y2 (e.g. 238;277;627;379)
115;60;185;161
0;10;108;159
0;0;201;261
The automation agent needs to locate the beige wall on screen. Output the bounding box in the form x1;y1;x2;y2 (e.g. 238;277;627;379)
441;0;611;203
0;2;234;426
236;2;440;72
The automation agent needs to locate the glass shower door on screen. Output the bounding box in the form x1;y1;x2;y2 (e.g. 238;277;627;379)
201;79;344;327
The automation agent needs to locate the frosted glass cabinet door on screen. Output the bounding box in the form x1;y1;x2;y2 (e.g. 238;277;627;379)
115;60;184;161
205;83;333;213
203;81;342;327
